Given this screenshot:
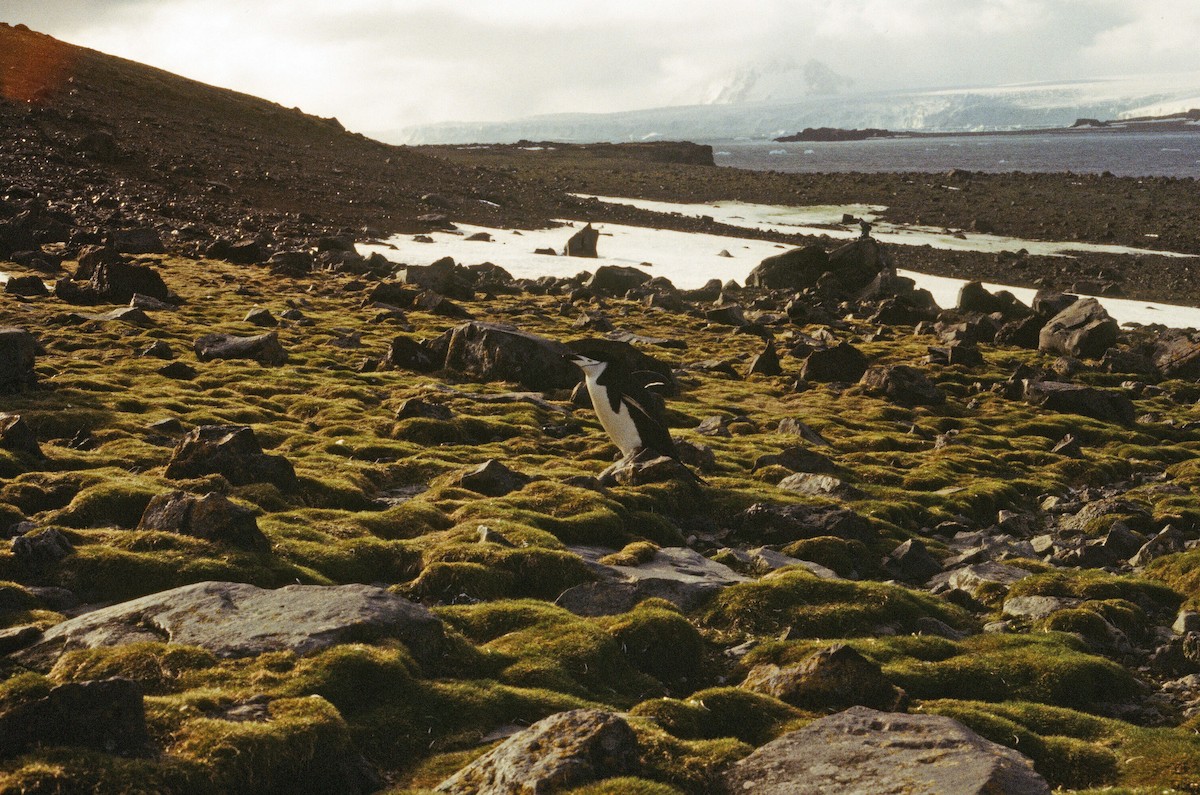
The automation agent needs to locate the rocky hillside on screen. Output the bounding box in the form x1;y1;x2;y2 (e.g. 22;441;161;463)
6;21;1200;795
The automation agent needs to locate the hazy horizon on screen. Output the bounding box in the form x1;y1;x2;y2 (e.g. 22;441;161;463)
4;1;1199;136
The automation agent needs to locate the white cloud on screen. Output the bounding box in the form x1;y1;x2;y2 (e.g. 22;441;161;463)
3;0;1196;133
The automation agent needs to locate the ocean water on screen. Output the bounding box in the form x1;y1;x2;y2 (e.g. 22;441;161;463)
711;130;1200;178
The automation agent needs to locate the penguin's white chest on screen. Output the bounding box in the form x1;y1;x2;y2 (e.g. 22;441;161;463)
584;375;642;458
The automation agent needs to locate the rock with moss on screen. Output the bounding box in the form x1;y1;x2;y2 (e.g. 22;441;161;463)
732;502;875;545
860;363;945;406
441;321;576;390
799;341;868;383
1024;381;1135;425
164;425;297;490
437;709;639;794
558;546;747;616
742;644;908;712
722;705;1049;794
459;459;531;497
15;581;443;668
137;491;269;552
0;413;42;459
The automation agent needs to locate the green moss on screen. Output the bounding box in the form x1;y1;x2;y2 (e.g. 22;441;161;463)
599;603;704;692
402;561;517;603
563;778;685;795
779;536;875;578
1007;570;1182;615
50;643;219;696
632;722;749;794
599;541;660;567
52;477;160;529
699;569;975;638
629;687;805;746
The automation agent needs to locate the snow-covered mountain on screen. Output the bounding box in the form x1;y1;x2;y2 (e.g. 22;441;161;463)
389;72;1200;145
703;58;854;104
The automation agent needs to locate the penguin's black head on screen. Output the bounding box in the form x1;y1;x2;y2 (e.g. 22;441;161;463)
567;353;605;373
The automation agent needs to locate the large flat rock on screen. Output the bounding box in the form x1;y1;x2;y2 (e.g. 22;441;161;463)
722;705;1049;795
15;581;443;667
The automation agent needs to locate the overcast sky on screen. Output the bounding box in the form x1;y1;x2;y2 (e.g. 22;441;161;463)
4;0;1197;134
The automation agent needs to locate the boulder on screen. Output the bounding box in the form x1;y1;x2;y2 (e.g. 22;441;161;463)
137;491;269;552
778;472;864;501
882;538;942;584
4;274;48;297
243;307;277;327
585;265;651;295
459;459;530;497
752;446;834;473
776;418;832;446
558;546;746;616
205;238;265;265
800;341;869;383
825;236;888;291
742;645;907;711
929;562;1032;602
15;581;444;667
11;528;75;567
0;327;37;393
564;223;600;257
860;364;945;406
194;331;288;366
442;322;576;390
108;227;164;254
1038;297;1118;359
383;335;440;372
436;709;638;794
0;678;149;758
0;413;42;458
89;261;169;302
746;245;830;290
398;257;475;302
1024;381;1135;425
267;250;314;275
1153;336;1200;379
746;340;783;376
164;425;297;490
722;706;1049;795
1032;289;1077;317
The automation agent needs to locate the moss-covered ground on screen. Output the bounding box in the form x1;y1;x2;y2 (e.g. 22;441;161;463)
3;251;1200;793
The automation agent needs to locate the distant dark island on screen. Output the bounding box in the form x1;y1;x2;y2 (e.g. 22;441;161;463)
775;108;1200;142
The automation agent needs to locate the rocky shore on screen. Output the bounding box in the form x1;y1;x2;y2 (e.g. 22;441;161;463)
5;19;1200;795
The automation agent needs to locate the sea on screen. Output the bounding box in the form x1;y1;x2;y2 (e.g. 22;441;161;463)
709;130;1200;178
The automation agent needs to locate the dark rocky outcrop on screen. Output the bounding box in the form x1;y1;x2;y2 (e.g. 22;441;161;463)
164;425;298;490
137;491;270;552
585;265;651;295
1025;381;1135;425
1039;297;1118;359
459;459;531;497
564;223;600;257
383;335;439;372
746;245;829;290
442;322;575;390
722;706;1049;795
733;502;875;544
0;328;37;393
860;364;945;406
4;274;48;296
0;413;42;458
89;260;170;303
799;341;868;383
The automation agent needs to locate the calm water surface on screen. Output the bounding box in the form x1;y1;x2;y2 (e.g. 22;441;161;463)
711;130;1200;178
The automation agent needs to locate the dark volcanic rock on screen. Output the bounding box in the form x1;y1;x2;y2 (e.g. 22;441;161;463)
746;340;783;376
0;678;149;758
11;528;75;567
267;250;314;275
109;227;164;254
742;644;907;711
1025;381;1135;425
799;341;868;383
0;328;37;393
860;364;945;406
384;335;439;372
722;706;1049;795
138;491;270;552
1039;297;1118;359
436;709;638;794
4;274;49;297
883;538;943;584
164;425;298;490
1153;335;1200;379
194;331;288;365
398;257;475;302
564;223;600;257
825;235;888;292
89;260;170;303
442;322;575;390
585;265;651;295
459;459;531;497
778;472;865;501
243;307;277;327
746;245;829;290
